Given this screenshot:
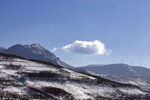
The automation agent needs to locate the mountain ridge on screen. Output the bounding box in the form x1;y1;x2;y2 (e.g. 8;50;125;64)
77;63;150;76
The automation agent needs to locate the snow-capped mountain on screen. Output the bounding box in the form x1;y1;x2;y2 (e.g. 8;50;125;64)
78;63;150;76
0;47;6;52
2;44;72;69
0;53;150;99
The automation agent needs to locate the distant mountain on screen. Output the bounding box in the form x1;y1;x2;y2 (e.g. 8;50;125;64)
77;63;150;76
2;44;72;69
0;47;6;52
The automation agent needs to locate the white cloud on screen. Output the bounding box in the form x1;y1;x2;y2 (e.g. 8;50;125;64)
51;47;57;52
62;40;111;55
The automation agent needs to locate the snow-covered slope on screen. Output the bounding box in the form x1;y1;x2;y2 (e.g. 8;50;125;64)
2;44;73;69
0;53;150;100
78;63;150;76
102;75;150;92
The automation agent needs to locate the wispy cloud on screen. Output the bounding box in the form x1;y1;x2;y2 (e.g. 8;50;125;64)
62;40;112;55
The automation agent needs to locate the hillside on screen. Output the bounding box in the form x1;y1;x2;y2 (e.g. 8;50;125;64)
0;53;149;99
102;75;150;92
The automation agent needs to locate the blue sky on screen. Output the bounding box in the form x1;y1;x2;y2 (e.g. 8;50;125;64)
0;0;150;67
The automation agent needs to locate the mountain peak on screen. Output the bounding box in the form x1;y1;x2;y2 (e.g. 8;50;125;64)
30;43;42;47
10;44;22;47
2;44;73;69
9;44;46;52
12;43;42;47
23;44;45;51
3;43;57;62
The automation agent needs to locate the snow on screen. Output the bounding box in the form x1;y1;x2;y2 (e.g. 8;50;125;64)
0;54;149;99
25;66;58;72
1;69;18;76
103;75;150;91
25;80;93;99
118;88;146;95
26;79;145;99
4;86;27;95
0;71;8;78
63;68;96;80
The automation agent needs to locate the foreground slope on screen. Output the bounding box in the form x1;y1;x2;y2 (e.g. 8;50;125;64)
101;75;150;92
0;53;150;100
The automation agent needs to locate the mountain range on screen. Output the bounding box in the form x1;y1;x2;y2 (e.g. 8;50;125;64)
2;44;150;77
0;43;150;99
78;63;150;76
